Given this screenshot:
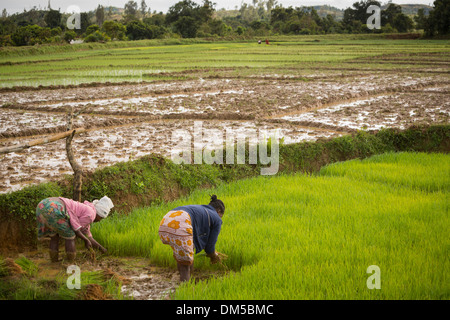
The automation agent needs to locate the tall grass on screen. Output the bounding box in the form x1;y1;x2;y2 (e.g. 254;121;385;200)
320;152;450;192
92;152;449;299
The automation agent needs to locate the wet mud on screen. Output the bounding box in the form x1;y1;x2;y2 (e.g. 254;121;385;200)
0;71;449;193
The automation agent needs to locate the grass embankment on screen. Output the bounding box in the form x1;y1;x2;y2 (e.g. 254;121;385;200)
0;125;448;251
94;152;449;299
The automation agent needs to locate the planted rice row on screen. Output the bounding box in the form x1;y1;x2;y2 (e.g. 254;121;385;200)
92;152;449;299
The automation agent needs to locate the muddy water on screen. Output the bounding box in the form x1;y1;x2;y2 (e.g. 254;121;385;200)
0;120;342;193
1;73;449;193
278;91;450;131
120;269;179;300
3;246;180;300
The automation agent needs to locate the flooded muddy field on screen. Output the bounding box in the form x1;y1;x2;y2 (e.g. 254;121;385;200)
277;90;450;131
0;41;449;301
0;120;342;193
1;71;449;193
1;74;446;118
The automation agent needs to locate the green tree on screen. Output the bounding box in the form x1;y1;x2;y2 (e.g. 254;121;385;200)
425;0;449;36
144;13;165;26
321;14;341;33
198;18;230;36
393;13;414;32
198;0;215;23
381;3;402;27
84;30;110;42
414;8;427;30
96;5;105;27
174;16;200;38
86;24;100;36
44;9;61;28
11;25;41;46
38;27;51;41
124;1;139;22
284;17;302;34
126;20;153;40
102;20;126;40
381;3;414;33
166;0;199;24
342;0;381;32
64;30;77;43
0;18;17;36
140;0;148;18
166;0;215;38
236;26;245;35
50;27;62;36
79;13;91;34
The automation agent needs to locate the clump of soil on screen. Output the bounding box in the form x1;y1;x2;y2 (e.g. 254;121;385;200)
77;283;112;300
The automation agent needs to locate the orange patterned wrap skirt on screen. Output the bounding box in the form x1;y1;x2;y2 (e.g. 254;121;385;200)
158;210;194;266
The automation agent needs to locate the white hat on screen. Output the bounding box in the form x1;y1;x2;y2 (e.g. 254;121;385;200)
93;196;114;218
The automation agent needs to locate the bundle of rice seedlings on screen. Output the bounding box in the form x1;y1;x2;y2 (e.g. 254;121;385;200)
0;258;24;277
15;256;38;277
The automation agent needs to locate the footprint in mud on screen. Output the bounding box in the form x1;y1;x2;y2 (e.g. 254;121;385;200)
121;272;179;300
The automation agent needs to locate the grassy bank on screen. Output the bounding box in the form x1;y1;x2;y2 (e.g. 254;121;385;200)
0;125;448;252
94;151;449;299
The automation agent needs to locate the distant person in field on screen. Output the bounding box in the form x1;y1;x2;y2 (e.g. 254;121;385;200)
265;39;270;45
36;196;113;262
158;195;225;282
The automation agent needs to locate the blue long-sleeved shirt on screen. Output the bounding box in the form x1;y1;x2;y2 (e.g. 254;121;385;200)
173;204;222;254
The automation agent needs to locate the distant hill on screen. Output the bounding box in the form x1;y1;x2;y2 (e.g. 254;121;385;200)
381;3;433;16
216;3;432;21
310;5;345;20
301;4;432;20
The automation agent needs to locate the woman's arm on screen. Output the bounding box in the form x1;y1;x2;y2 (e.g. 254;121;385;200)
88;237;107;253
78;226;107;253
205;221;222;255
74;229;92;249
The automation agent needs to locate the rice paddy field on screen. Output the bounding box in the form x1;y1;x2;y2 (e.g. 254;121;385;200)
0;36;449;193
0;35;449;301
92;152;449;299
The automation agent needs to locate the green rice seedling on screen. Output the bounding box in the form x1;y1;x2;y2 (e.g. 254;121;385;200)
319;152;450;192
1;37;449;87
0;259;8;277
14;256;38;277
93;152;449;299
55;270;130;300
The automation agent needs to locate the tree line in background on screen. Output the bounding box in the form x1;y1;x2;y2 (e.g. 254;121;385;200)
0;0;448;46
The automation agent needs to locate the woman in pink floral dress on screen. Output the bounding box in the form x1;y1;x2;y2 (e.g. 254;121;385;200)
36;196;113;262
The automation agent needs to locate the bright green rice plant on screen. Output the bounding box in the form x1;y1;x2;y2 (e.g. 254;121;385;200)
1;38;449;87
55;270;130;300
92;152;449;299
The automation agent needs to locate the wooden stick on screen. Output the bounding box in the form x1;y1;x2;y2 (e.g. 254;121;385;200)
0;128;86;155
